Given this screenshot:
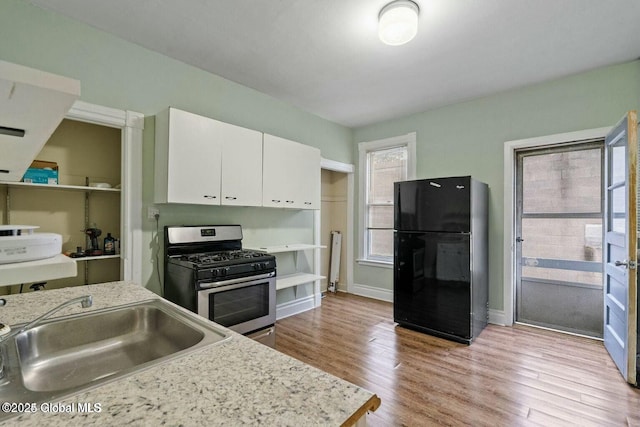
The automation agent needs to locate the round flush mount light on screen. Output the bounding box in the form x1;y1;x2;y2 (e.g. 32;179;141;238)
378;0;420;46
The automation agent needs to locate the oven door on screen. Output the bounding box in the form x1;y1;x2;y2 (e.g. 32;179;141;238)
197;272;276;335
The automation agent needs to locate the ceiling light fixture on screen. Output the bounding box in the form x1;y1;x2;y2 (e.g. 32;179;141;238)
378;0;420;46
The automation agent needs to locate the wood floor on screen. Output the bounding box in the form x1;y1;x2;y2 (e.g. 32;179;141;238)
274;292;640;426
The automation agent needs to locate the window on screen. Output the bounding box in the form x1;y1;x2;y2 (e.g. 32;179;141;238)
358;133;416;265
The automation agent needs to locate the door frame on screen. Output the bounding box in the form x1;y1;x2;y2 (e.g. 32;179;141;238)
502;127;611;326
320;158;355;294
67;100;144;285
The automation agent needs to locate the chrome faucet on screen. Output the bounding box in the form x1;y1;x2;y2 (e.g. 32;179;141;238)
0;295;93;343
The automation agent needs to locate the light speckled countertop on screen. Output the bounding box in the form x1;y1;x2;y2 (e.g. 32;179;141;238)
0;282;380;426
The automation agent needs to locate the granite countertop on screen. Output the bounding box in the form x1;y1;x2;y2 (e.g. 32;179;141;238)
0;281;380;426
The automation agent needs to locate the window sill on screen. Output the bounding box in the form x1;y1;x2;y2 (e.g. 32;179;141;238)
356;259;393;269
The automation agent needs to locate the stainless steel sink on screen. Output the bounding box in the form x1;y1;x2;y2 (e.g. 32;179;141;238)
0;298;231;419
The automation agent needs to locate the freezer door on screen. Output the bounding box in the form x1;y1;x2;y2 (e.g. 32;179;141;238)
394;231;472;340
394;177;471;233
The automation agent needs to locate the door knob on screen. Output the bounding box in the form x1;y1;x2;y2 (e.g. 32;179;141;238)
614;259;637;269
516;237;524;243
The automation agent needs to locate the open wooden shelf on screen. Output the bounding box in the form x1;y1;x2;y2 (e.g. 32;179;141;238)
247;243;325;253
276;272;326;291
1;181;120;193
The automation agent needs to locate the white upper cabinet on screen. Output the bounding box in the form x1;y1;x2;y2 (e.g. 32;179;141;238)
156;108;320;209
263;134;320;209
220;123;263;207
155;108;221;205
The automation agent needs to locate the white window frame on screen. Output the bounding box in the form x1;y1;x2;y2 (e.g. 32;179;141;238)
358;132;416;267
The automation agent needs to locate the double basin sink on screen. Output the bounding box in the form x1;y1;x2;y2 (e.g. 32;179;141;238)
0;298;231;420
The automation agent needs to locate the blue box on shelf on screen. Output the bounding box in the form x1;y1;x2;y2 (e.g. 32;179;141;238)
22;160;59;185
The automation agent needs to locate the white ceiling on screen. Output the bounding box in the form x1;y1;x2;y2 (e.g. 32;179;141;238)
27;0;640;128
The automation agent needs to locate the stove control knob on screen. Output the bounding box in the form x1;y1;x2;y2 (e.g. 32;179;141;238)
211;269;218;277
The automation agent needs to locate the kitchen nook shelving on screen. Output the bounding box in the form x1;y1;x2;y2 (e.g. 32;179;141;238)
247;244;326;291
0;100;144;290
0;179;122;286
0;115;126;289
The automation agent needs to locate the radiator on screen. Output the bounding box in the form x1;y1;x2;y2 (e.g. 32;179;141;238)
328;231;342;293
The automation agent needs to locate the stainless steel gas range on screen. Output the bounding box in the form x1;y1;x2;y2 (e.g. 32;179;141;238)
163;225;276;347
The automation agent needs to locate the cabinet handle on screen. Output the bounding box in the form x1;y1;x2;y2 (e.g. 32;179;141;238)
304;202;312;205
225;196;237;200
203;195;217;199
271;199;281;203
285;200;294;204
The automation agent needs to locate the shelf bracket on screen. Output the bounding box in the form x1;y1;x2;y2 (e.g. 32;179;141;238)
5;186;10;225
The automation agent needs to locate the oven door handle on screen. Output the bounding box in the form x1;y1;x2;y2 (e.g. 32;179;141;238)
199;271;275;289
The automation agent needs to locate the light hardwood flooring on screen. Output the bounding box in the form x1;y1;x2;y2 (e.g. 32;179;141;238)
274;292;640;426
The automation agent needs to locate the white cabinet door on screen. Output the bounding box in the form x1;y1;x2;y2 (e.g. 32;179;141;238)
262;134;320;209
220;122;263;206
155;108;221;205
262;134;290;208
291;142;320;209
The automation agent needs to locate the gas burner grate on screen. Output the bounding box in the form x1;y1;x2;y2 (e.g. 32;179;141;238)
182;250;267;265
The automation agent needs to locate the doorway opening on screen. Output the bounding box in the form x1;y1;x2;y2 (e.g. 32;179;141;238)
320;169;348;293
515;140;604;338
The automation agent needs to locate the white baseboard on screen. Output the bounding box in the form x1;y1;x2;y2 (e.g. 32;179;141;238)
350;283;393;302
276;295;316;320
488;309;507;326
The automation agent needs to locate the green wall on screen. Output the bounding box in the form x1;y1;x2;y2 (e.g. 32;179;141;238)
0;1;352;158
0;0;352;295
353;60;640;312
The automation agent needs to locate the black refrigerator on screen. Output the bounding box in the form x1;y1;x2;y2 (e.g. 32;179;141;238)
394;176;488;344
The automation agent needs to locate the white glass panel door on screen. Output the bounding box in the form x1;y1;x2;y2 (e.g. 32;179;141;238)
603;111;638;386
